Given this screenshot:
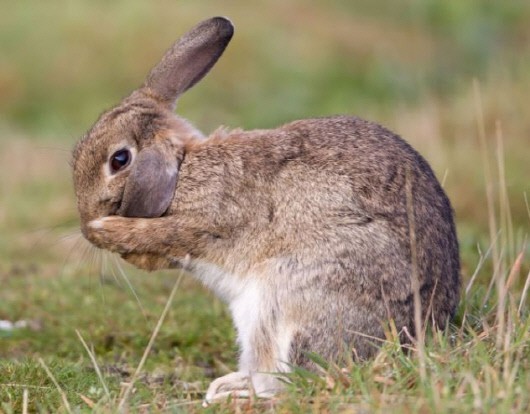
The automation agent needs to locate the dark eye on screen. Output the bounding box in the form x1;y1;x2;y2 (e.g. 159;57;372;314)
109;149;131;173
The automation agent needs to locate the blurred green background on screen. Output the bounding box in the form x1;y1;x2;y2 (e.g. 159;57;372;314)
1;0;529;251
0;0;529;409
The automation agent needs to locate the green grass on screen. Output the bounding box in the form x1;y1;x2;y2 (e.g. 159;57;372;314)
1;0;529;412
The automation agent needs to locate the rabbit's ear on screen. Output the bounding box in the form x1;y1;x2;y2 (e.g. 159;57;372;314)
143;16;233;108
118;145;178;218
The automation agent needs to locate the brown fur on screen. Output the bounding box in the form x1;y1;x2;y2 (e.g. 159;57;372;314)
72;17;460;400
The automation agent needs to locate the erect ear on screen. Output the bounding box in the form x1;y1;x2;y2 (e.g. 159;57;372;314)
143;16;234;108
118;144;179;218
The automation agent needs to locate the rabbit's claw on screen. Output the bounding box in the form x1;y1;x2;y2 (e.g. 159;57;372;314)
203;372;253;406
203;372;277;406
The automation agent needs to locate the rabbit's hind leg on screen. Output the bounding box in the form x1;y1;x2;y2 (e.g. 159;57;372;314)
203;278;289;405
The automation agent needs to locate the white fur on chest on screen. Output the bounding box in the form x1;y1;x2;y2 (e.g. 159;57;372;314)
187;259;261;332
187;259;263;367
187;259;293;375
188;259;245;302
229;279;261;350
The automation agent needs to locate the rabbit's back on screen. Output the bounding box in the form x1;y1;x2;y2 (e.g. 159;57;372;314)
281;116;459;351
173;115;460;361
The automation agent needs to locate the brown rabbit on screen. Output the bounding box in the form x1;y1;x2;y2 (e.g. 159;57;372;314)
72;17;460;404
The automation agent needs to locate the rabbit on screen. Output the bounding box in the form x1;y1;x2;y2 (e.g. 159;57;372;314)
72;16;460;404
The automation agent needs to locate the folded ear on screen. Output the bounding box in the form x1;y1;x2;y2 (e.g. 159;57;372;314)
143;16;234;108
118;145;178;218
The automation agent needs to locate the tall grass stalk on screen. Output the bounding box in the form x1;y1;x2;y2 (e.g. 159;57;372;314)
75;329;111;400
38;358;73;414
22;388;28;414
117;271;184;412
405;166;426;382
473;79;500;280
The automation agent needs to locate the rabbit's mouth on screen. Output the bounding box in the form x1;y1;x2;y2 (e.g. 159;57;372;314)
108;187;126;216
109;200;121;216
105;194;124;216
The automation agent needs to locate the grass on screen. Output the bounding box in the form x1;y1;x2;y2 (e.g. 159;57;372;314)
1;0;529;412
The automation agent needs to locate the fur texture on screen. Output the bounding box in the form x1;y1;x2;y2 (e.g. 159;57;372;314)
72;17;460;403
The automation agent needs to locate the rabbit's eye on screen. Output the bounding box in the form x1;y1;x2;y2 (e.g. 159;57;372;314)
109;149;131;173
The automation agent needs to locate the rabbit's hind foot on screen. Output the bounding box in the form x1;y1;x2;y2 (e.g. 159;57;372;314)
202;371;276;406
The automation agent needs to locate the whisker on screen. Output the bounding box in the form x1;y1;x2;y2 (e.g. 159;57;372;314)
36;145;72;153
524;192;530;222
89;247;106;305
57;230;88;282
57;231;83;243
112;255;149;322
60;232;83;261
28;221;79;256
100;251;110;283
84;243;97;291
104;251;121;287
64;236;101;297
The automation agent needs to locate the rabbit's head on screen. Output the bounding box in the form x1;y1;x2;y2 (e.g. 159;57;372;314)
72;17;233;236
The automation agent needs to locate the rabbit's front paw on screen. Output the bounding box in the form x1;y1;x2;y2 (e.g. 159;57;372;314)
87;216;143;253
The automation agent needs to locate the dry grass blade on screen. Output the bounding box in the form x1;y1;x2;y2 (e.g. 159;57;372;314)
22;388;28;414
1;384;52;390
78;393;96;409
117;271;185;412
495;121;515;258
473;79;499;274
518;270;530;316
405;166;426;382
459;373;483;410
347;328;402;346
75;329;111;400
166;399;207;409
441;168;449;187
505;250;525;291
465;239;496;297
112;255;149;322
482;242;504;308
502;310;514;383
38;358;73;414
523;192;530;219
